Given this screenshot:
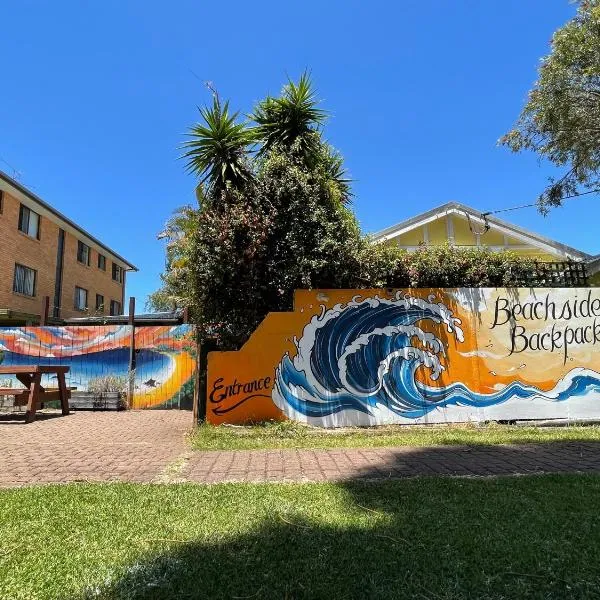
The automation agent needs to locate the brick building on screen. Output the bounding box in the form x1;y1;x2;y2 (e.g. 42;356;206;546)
0;170;137;325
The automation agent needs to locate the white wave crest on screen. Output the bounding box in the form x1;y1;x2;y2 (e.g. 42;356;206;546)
286;292;462;402
337;324;445;397
342;344;445;399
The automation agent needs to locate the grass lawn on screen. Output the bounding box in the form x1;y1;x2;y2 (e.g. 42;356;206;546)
2;475;600;599
190;420;600;451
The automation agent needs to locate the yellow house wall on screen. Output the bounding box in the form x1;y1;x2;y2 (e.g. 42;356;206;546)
427;216;447;243
396;228;424;246
452;216;476;245
382;214;567;262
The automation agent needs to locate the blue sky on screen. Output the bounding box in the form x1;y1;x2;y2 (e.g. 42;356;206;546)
0;1;589;306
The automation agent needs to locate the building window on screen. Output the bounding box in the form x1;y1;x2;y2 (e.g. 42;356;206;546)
112;263;123;283
98;253;106;270
95;294;104;312
74;286;88;311
77;241;91;266
13;264;37;297
0;190;3;213
110;300;122;316
18;204;40;239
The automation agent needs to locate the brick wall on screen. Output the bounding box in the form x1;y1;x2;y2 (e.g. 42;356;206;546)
60;230;125;319
0;189;127;321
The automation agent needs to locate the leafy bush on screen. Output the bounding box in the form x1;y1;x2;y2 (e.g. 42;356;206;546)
87;375;128;394
153;74;552;351
364;243;538;289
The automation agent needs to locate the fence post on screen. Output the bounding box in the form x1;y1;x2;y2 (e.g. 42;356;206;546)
192;328;200;423
128;297;136;408
195;337;217;424
40;296;50;326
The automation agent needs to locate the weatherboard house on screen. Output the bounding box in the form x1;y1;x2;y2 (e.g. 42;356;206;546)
372;201;600;284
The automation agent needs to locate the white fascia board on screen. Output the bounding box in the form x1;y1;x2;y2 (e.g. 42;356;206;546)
374;213;446;243
374;203;587;260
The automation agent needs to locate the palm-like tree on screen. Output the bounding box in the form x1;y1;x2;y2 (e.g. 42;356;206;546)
252;72;327;163
181;97;255;196
322;148;352;204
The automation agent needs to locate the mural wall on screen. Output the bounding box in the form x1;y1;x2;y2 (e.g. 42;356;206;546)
207;288;600;426
0;325;196;409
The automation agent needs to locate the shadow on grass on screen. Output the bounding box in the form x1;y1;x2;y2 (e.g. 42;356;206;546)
72;474;600;600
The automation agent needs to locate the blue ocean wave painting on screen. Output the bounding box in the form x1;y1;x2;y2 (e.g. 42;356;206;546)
272;293;600;426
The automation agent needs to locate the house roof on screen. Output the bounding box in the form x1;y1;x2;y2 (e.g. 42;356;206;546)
586;254;600;275
0;169;138;271
372;201;593;262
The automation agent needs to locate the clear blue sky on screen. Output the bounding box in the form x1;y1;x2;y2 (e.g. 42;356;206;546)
1;0;591;307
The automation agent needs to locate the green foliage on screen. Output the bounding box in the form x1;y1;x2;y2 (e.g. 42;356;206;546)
187;189;276;347
186;144;365;349
366;243;538;289
501;0;600;212
163;74;365;349
147;205;200;312
154;74;543;350
181;97;255;196
252;72;327;165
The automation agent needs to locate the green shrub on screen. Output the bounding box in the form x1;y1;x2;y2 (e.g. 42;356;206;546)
87;375;128;394
363;242;538;289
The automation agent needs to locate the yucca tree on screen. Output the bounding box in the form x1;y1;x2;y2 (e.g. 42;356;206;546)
182;97;255;197
322;148;352;204
252;72;327;163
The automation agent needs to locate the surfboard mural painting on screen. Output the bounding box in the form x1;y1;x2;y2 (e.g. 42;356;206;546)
0;325;196;409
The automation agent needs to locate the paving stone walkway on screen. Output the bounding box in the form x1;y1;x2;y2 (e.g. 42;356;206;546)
184;443;600;483
2;410;600;487
0;411;191;487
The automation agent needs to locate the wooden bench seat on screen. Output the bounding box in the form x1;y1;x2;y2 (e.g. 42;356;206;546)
0;365;71;423
0;388;72;406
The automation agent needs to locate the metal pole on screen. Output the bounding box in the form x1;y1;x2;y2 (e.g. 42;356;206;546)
128;297;136;407
40;296;50;326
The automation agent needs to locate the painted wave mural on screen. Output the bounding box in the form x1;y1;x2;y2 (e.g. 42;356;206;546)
272;293;600;425
0;325;196;409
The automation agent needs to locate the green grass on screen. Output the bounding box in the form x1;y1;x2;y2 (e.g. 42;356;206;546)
2;476;600;599
190;420;600;450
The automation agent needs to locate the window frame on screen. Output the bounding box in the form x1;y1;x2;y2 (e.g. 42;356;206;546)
74;286;88;311
77;241;91;266
13;263;37;297
112;263;123;283
95;294;105;312
97;253;106;270
18;204;40;240
109;300;122;316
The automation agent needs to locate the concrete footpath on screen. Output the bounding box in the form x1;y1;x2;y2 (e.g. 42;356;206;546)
1;411;600;487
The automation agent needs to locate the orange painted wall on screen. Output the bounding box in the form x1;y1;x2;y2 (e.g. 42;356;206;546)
207;288;600;426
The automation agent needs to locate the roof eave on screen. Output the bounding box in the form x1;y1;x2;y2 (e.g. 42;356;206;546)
0;169;138;271
372;201;591;261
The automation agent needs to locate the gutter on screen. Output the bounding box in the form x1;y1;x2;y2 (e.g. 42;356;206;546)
0;168;138;271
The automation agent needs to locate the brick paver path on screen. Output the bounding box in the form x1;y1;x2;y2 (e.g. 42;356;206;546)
184;443;600;483
0;411;191;487
2;410;600;487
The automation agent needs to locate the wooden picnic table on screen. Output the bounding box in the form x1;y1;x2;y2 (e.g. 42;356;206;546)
0;365;70;423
